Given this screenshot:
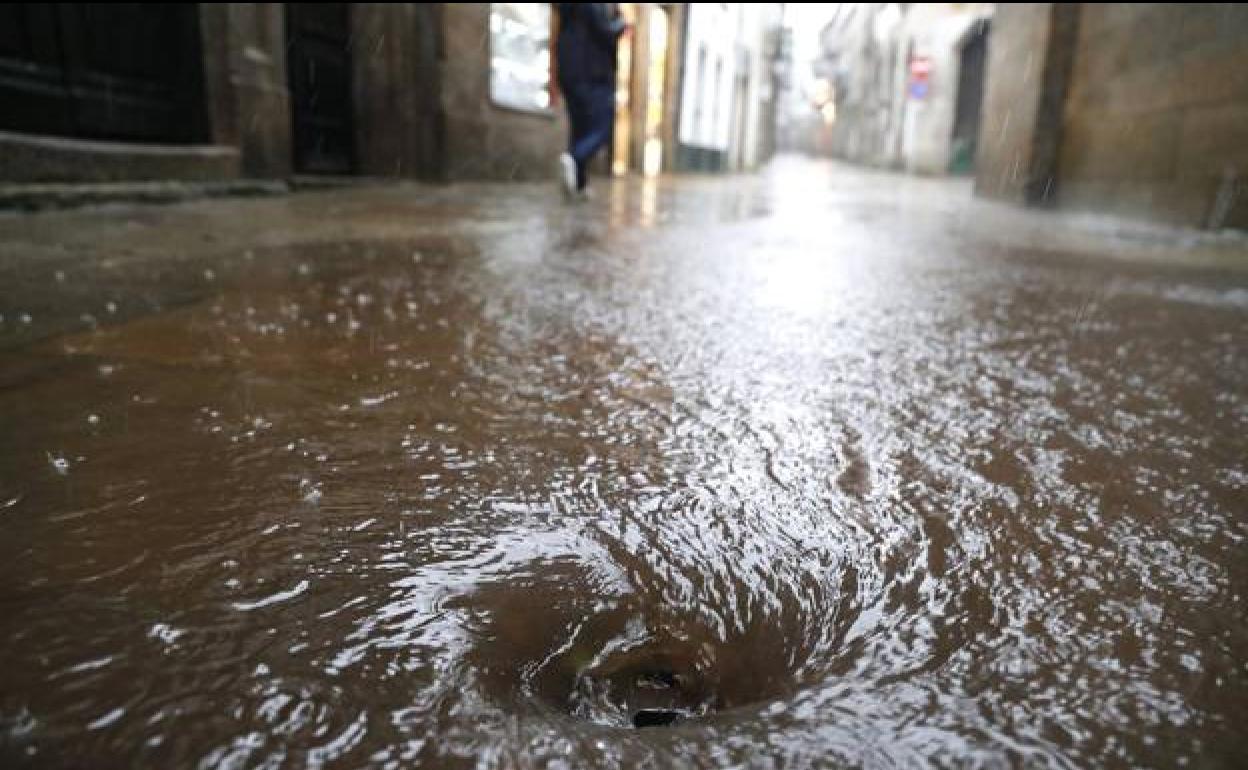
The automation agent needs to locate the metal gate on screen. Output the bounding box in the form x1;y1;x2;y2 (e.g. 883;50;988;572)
0;3;205;143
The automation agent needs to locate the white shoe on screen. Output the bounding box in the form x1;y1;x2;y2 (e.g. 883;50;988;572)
558;153;577;199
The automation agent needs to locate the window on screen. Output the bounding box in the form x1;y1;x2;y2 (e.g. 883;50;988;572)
489;3;552;112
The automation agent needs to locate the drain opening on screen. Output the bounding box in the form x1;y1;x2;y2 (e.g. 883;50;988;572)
526;624;794;729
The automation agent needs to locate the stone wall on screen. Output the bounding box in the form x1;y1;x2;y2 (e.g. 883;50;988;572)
438;3;564;182
351;4;443;179
973;3;1077;203
977;3;1248;229
199;3;292;178
1057;4;1248;228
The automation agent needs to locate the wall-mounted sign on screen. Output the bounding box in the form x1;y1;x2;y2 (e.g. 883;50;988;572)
908;55;932;100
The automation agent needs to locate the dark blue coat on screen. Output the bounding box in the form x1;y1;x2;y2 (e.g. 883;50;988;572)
556;3;625;85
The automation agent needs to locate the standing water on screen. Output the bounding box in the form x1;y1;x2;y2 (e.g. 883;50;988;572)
1;161;1246;768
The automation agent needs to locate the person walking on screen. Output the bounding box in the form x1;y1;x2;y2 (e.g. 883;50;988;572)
555;3;628;199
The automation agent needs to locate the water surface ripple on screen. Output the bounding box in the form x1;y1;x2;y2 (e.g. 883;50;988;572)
1;165;1246;769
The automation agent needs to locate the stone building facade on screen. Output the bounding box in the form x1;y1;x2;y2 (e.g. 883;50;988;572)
673;3;785;173
976;3;1248;229
0;3;565;184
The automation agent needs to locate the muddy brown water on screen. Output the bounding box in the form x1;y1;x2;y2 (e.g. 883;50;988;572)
1;164;1247;768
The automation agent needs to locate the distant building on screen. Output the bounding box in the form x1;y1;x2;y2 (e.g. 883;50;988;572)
813;3;993;175
673;3;785;173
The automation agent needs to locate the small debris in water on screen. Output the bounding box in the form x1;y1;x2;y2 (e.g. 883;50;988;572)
48;454;70;475
148;623;185;645
299;478;323;503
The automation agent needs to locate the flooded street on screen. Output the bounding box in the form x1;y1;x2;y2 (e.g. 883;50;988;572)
2;159;1247;769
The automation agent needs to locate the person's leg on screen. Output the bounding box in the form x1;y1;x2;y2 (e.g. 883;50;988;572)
569;81;616;190
562;79;596;190
561;79;587;152
559;78;589;196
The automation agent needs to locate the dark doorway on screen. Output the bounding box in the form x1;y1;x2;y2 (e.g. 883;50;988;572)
0;3;206;143
286;3;355;174
950;19;990;175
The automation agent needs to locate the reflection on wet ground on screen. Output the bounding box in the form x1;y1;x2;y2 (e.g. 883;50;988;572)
1;159;1247;768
